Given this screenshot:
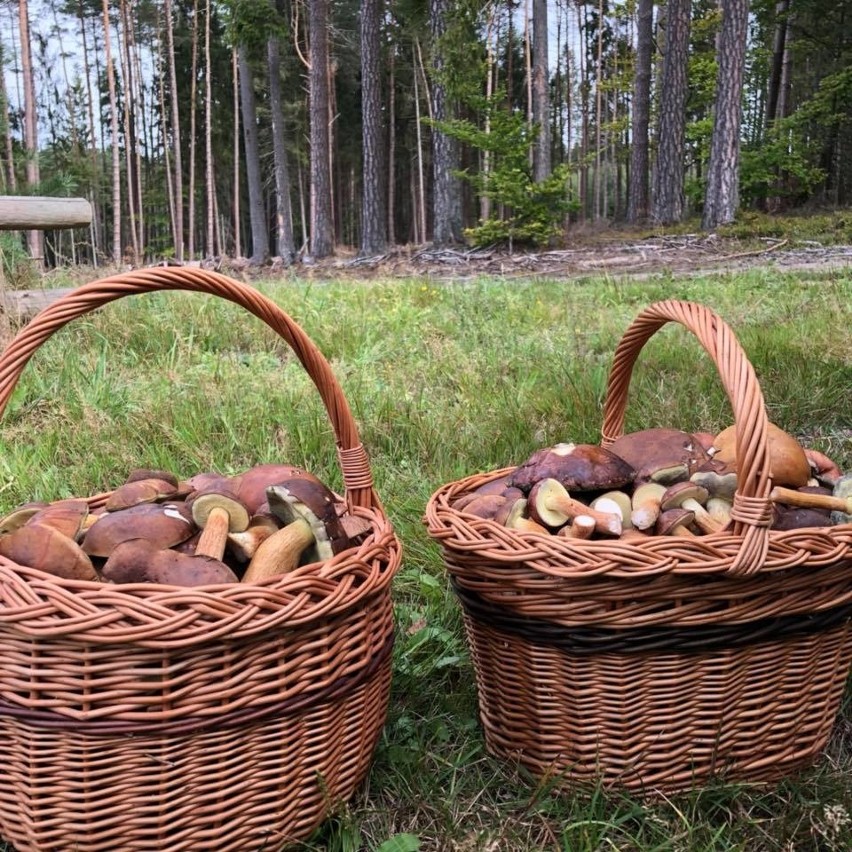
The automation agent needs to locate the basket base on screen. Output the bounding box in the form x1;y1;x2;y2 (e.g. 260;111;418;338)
0;660;392;852
466;616;852;795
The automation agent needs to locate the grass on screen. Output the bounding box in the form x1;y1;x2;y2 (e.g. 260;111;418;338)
0;269;850;851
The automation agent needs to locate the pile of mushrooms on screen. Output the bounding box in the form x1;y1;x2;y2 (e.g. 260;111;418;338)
0;464;371;586
452;425;850;541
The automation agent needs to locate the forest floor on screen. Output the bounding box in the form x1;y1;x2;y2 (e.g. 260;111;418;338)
2;218;851;321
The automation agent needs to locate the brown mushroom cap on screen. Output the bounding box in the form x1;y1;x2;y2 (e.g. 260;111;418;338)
711;422;810;488
102;539;238;585
771;507;833;531
125;468;180;487
190;489;251;534
232;464;324;515
25;499;91;540
0;523;98;580
508;442;635;493
655;508;696;537
690;459;738;500
105;478;179;512
609;428;709;485
0;501;49;535
81;502;195;558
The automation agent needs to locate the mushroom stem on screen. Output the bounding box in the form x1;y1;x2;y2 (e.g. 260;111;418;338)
557;515;595;539
770;486;852;514
242;518;314;583
531;479;622;536
680;498;723;534
195;506;232;560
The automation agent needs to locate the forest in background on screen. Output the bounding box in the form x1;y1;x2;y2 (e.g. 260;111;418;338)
0;0;850;269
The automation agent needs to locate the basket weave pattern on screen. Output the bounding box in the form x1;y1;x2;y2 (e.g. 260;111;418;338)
426;299;852;793
0;268;402;851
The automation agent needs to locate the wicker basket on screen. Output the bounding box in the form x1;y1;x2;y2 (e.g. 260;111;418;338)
0;268;402;851
426;299;852;795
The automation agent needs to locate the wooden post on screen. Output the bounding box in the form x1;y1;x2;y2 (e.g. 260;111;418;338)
0;196;93;231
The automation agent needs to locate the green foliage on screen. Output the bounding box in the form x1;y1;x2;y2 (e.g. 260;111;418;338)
0;233;39;290
436;104;575;248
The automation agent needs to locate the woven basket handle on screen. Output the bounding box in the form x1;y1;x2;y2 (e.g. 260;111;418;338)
600;299;773;576
0;267;380;512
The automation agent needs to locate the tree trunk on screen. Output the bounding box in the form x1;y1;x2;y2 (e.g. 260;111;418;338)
309;0;334;257
360;0;387;255
387;46;396;247
594;0;604;219
702;0;751;229
0;42;15;192
268;35;296;262
532;0;550;182
18;0;43;264
102;0;121;263
232;45;241;258
204;0;215;257
429;0;464;246
413;40;427;244
627;0;653;223
164;0;183;260
117;0;139;264
651;0;692;224
239;43;269;264
188;0;199;258
765;0;790;130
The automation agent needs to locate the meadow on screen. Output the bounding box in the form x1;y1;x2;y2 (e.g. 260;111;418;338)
0;268;850;851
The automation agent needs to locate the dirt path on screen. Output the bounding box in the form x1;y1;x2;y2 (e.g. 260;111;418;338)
2;238;850;321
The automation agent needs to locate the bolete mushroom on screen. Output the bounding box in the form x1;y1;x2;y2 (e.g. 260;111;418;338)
232;464;324;515
527;478;622;536
105;478;179;512
608;428;709;485
493;496;549;534
102;538;238;585
0;523;98;580
25;499;91;541
243;478;350;582
226;512;281;563
659;482;721;534
508;443;635;494
0;502;49;535
557;515;596;540
591;491;633;530
769;477;852;524
655;508;696;537
189;488;251;561
630;482;667;531
81;502;196;558
710;422;810;488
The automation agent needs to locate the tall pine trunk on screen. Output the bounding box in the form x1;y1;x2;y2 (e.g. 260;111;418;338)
102;0;121;263
651;0;692;224
627;0;653;223
309;0;334;257
532;0;550;182
702;0;751;229
19;0;43;264
268;35;295;262
164;0;183;260
360;0;387;255
188;0;198;258
239;44;269;264
429;0;464;245
204;0;215;257
232;46;241;258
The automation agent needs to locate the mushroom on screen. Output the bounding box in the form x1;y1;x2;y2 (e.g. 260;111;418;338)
659;482;722;534
608;428;709;485
24;499;91;540
0;501;49;535
655;508;696;537
125;468;180;487
0;523;98;580
527;478;622;536
81;502;196;558
710;422;811;488
457;494;509;520
769;477;852;524
232;464;324;515
591;490;633;530
557;515;596;540
105;478;179;512
494;496;549;534
226;512;281;563
102;538;238;585
243;478;350;582
706;496;733;528
690;459;738;501
508;443;634;494
771;508;834;532
630;482;667;531
189;488;251;561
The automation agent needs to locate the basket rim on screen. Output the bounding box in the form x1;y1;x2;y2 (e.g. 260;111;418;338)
426;467;852;580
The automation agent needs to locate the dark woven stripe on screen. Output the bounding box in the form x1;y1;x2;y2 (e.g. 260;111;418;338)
452;581;852;655
0;631;394;735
